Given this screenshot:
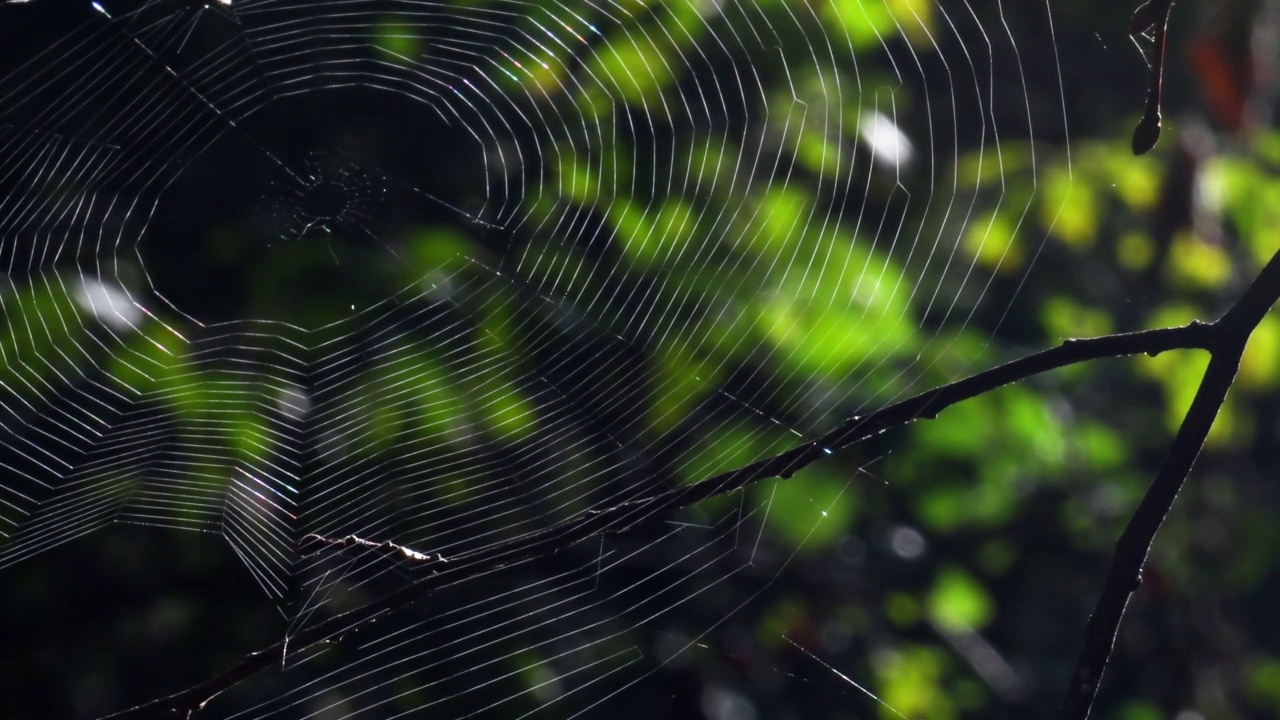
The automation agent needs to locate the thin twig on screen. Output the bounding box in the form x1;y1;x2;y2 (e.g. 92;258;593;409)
1061;246;1280;720
1130;0;1176;154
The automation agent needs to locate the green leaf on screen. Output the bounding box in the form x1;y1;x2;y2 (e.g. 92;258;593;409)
927;566;994;631
751;462;855;551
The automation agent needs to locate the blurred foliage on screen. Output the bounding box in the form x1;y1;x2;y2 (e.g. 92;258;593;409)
4;0;1280;718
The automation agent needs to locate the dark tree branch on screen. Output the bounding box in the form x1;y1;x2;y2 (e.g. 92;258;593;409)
1061;246;1280;720
101;317;1221;719
1061;350;1237;719
1059;4;1280;714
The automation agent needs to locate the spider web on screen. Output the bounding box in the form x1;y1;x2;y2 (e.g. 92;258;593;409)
0;0;1069;716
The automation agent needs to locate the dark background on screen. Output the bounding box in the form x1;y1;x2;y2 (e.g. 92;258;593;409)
3;1;1280;718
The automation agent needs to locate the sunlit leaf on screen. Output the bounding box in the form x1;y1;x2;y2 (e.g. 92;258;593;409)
927;566;994;631
752;462;854;551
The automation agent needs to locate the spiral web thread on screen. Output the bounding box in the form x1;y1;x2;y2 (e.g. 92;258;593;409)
0;0;1067;716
